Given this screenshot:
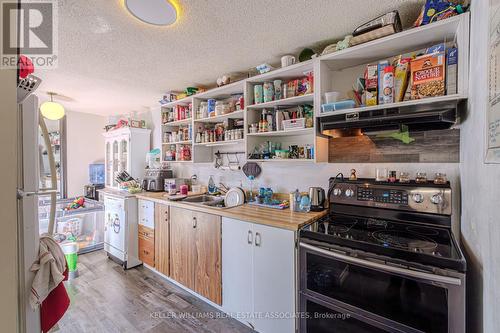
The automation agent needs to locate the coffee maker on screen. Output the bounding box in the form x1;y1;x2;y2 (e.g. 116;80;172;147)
142;168;173;192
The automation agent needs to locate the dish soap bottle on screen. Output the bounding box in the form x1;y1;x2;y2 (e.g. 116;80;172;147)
293;189;301;212
208;175;216;194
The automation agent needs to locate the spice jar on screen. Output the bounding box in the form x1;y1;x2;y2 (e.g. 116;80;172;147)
250;123;258;134
375;168;388;182
388;171;397;183
399;172;411;183
434;173;447;185
415;172;428;183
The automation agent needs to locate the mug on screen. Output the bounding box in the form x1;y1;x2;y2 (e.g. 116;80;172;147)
281;55;296;67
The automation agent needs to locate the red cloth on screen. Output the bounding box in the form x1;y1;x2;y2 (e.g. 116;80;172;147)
40;268;70;333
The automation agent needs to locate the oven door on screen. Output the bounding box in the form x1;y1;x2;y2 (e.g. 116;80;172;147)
299;242;465;333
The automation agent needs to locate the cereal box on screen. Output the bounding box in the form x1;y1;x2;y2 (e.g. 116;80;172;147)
410;52;445;99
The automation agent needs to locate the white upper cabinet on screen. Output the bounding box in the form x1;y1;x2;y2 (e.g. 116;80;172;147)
103;127;151;188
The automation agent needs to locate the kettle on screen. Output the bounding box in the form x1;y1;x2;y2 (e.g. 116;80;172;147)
308;187;326;211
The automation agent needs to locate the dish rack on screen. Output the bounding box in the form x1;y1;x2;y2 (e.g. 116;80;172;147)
17;75;42;103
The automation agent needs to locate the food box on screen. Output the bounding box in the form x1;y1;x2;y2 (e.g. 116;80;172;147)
394;58;411;102
377;60;389;104
410;52;445;99
364;64;378;106
446;46;458;95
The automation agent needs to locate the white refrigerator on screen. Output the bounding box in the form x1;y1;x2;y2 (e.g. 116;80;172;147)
17;94;59;333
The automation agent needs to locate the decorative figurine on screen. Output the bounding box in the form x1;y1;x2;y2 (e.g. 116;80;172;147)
349;169;357;181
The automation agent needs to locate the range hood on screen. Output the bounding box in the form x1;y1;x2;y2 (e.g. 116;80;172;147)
318;102;459;135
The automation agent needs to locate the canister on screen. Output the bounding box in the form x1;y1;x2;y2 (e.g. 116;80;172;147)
254;84;263;104
263;81;274;103
273;80;282;100
207;99;216;116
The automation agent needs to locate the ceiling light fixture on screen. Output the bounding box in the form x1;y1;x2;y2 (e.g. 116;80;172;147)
40;92;65;120
124;0;179;26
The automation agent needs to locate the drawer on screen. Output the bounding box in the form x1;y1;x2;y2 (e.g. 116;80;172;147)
138;199;155;229
138;224;154;241
139;237;154;267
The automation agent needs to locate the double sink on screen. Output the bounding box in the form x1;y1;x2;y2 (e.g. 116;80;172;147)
181;195;229;209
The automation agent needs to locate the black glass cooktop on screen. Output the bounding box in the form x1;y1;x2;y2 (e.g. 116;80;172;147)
300;213;466;272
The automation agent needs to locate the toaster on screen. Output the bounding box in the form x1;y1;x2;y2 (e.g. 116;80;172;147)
141;168;173;192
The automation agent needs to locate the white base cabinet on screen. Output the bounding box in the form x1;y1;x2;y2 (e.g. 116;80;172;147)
222;217;295;333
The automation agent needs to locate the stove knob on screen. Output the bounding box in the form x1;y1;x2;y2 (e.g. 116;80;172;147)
333;188;342;196
412;193;424;203
345;189;354;197
431;194;443;205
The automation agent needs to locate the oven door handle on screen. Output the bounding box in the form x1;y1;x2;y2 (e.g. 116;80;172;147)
300;242;462;286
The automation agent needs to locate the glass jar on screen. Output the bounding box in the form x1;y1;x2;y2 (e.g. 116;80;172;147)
415;172;428;183
388;171;397;183
250;123;258;133
375;168;388;182
399;172;411;183
434;173;447;185
199;102;208;119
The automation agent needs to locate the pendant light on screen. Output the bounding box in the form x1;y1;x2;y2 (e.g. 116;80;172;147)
40;92;65;120
125;0;178;26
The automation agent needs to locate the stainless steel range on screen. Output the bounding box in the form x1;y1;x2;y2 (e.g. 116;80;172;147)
299;177;466;333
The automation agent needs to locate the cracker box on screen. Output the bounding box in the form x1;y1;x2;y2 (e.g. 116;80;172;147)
410;52;445;99
364;64;378;106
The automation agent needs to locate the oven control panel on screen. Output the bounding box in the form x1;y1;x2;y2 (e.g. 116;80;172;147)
357;188;409;205
329;179;451;215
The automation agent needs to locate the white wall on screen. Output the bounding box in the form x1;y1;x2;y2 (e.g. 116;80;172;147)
151;119;461;233
66;110;107;197
0;17;19;330
460;1;500;332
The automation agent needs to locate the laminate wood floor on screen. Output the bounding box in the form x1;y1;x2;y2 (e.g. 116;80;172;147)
53;251;254;333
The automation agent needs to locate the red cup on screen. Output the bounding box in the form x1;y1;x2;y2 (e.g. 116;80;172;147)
180;184;189;195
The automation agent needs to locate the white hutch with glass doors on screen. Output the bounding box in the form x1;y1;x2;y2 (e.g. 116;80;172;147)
103;127;151;188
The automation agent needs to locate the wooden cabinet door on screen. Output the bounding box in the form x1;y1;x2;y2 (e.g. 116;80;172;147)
221;218;254;327
252;224;295;333
138;224;154;267
169;207;195;290
154;203;169;276
193;211;222;305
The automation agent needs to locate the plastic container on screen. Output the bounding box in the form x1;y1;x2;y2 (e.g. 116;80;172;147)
283;118;306;131
321;100;356;113
61;241;79;279
324;91;341;103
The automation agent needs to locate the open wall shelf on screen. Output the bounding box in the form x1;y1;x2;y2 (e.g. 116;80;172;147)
154;13;469;165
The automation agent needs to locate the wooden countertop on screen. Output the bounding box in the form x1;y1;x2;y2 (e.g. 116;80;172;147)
98;187;138;198
135;192;327;231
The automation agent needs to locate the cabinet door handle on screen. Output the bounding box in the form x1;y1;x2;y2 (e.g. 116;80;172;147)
192;216;197;228
247;230;253;244
255;232;261;247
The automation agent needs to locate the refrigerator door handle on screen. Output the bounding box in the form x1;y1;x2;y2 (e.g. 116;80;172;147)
17;189;58;198
39;116;58;236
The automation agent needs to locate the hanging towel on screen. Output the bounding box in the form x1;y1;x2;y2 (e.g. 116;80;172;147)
40;268;70;333
30;235;67;308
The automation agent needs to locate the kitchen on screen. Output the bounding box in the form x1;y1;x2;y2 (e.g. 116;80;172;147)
2;0;499;333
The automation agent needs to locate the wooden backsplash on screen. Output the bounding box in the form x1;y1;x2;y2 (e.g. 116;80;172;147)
328;129;460;163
